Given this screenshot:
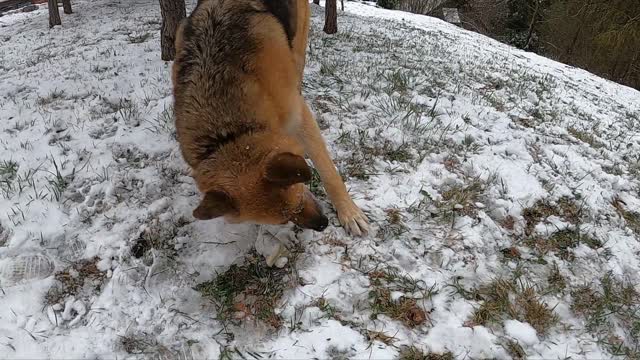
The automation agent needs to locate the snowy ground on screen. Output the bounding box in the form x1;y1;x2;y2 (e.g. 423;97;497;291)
1;0;640;358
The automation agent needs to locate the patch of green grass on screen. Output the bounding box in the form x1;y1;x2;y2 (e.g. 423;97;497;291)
525;229;607;260
144;104;175;138
383;68;422;95
0;160;18;181
37;89;66;106
45;159;73;202
308;167;325;198
571;273;640;357
568;127;605;149
0;160;19;198
196;251;296;328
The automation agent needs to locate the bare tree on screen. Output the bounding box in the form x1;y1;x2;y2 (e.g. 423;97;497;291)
48;0;61;28
159;0;186;61
524;0;541;49
324;0;337;34
62;0;72;14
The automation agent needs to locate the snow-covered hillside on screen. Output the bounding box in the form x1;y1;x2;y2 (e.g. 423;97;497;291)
1;0;639;358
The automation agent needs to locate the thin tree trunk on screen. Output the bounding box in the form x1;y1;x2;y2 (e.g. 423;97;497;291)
313;0;319;4
524;0;541;50
323;0;337;34
159;0;186;61
622;51;639;83
62;0;72;14
341;0;344;11
562;24;582;63
48;0;61;28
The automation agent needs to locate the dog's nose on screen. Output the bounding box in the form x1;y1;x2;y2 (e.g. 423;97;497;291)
311;215;329;232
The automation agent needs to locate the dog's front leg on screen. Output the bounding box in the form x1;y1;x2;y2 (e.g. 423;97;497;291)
296;101;369;236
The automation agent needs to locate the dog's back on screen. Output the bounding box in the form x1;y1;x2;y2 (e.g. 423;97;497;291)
172;0;310;167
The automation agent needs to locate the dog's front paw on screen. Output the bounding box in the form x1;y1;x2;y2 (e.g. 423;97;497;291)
336;200;369;237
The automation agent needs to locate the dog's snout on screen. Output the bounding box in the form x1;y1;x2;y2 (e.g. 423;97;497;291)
291;188;329;232
310;215;329;232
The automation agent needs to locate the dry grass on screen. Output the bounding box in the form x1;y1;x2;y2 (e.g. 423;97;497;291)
470;279;557;335
369;287;428;327
398;346;453;360
378;207;410;239
45;257;106;305
434;177;489;224
612;196;640;235
367;267;430;328
195;251;299;328
501;215;516;231
503;339;526;359
131;216;190;259
546;263;567;294
501;246;522;260
522;197;580;236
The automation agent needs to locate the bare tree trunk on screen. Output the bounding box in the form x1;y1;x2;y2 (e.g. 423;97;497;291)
62;0;72;14
323;0;337;34
341;0;344;11
48;0;61;28
159;0;186;61
623;51;639;83
524;0;541;50
562;24;582;63
313;0;319;4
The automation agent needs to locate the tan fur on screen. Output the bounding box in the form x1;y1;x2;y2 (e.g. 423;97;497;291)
172;0;369;235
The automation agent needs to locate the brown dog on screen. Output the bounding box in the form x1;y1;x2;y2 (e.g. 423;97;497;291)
171;0;369;236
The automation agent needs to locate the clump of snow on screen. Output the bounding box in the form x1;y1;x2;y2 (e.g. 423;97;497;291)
504;319;539;346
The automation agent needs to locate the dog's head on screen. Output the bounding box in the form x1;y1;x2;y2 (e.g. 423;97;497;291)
192;150;328;232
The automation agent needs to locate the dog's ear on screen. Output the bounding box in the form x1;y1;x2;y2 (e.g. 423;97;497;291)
265;152;312;186
193;191;236;220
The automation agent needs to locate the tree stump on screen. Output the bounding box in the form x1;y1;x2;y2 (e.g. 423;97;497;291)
62;0;72;14
48;0;61;28
323;0;337;34
159;0;186;61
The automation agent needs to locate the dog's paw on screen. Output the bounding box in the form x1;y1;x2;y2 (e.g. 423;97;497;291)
336;200;369;237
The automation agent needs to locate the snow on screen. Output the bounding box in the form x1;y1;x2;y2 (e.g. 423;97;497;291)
504;319;539;346
1;0;640;358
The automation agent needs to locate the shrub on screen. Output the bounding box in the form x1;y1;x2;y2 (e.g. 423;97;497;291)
377;0;398;10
